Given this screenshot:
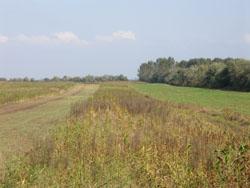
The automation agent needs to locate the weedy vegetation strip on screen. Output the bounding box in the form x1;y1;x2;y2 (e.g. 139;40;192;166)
1;83;249;187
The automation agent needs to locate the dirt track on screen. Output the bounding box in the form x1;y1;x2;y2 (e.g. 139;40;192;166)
0;84;86;116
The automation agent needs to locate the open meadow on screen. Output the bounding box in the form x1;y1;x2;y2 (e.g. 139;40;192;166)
0;82;249;187
132;82;250;115
0;82;98;173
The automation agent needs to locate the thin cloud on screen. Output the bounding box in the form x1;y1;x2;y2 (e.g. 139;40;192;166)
96;30;136;43
113;31;136;40
16;34;51;44
53;32;88;45
2;30;135;46
244;33;250;44
15;32;88;46
0;35;8;43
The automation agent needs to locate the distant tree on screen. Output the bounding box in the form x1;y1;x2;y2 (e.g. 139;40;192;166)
156;57;175;82
215;67;232;88
62;75;70;81
84;75;95;83
72;76;81;82
23;77;30;82
0;77;7;81
138;57;250;91
117;74;128;81
51;76;61;82
212;58;223;63
138;61;156;82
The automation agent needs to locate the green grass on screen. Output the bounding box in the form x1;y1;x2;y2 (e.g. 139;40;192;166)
0;81;75;105
0;84;99;168
131;82;250;115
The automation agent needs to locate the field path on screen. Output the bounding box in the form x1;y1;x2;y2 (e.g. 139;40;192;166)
0;84;99;167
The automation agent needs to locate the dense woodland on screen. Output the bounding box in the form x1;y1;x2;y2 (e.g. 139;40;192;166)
138;57;250;91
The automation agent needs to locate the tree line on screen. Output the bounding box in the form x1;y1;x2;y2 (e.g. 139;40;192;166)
138;57;250;91
0;74;128;83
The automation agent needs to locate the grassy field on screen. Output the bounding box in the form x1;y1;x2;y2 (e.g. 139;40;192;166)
0;83;98;171
131;82;250;115
0;81;75;105
1;82;249;187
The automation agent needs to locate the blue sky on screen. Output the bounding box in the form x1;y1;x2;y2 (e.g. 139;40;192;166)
0;0;250;79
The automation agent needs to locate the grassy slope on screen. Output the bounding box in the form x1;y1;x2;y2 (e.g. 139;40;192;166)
0;84;98;165
131;82;250;115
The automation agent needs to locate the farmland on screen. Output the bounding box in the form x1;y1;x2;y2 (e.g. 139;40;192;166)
2;0;249;187
0;82;249;187
132;82;250;115
0;83;98;172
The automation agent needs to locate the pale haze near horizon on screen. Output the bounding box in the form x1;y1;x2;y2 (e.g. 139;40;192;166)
0;0;250;79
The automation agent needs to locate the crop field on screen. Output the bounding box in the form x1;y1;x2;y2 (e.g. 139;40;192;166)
0;81;75;105
0;82;249;187
132;82;250;115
